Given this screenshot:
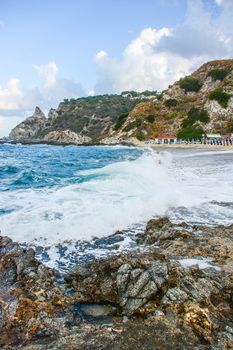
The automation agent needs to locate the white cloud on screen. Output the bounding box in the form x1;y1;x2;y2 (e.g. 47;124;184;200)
0;115;24;138
0;78;23;110
0;62;85;115
95;51;108;61
34;61;58;89
0;62;86;136
95;0;233;94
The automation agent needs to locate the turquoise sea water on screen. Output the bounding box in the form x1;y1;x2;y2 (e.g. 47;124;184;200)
1;144;233;271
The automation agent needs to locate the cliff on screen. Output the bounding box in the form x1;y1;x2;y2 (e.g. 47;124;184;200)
9;94;152;144
108;59;233;142
9;59;233;144
10;106;46;141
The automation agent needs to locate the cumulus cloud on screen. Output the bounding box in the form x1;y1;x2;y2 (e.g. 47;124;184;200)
0;78;23;110
0;61;86;136
34;61;58;89
0;62;85;115
95;0;233;94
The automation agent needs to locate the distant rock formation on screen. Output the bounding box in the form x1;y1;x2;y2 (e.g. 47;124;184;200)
9;106;46;141
9;59;233;145
43;129;91;144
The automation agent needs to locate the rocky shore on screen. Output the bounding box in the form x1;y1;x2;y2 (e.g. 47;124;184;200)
0;218;233;349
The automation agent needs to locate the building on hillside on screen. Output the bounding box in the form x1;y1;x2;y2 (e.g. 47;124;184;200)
155;135;177;144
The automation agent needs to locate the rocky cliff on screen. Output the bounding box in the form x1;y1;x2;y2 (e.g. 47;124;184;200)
9;94;150;144
109;59;233;142
9;59;233;144
10;107;46;141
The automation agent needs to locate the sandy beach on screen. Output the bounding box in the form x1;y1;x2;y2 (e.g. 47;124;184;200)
135;141;233;151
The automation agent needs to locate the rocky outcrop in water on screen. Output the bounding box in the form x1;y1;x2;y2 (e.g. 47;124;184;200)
0;234;71;346
1;218;233;349
9;107;46;141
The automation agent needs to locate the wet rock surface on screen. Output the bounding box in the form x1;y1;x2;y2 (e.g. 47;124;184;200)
1;218;233;349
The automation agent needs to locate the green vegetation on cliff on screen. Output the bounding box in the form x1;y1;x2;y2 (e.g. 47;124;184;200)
208;68;230;81
177;107;209;140
9;59;233;144
50;94;141;139
178;76;202;92
209;88;231;108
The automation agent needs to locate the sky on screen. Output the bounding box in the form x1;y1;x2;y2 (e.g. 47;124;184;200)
0;0;233;137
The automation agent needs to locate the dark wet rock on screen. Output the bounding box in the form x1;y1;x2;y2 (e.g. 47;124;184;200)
0;234;72;346
137;217;191;245
1;217;233;349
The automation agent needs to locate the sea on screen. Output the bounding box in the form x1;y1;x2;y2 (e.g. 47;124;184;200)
0;143;233;272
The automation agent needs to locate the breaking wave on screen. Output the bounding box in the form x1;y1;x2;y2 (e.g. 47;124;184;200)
0;145;233;247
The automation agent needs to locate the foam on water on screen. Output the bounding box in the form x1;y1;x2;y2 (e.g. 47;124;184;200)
0;145;233;251
0;151;182;245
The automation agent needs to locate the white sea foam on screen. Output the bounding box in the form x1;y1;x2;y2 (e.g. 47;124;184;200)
1;149;233;246
178;258;221;271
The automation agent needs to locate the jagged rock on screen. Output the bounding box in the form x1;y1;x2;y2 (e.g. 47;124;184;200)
47;108;59;123
43;129;91;144
1;218;233;348
9;107;46;141
116;261;168;315
183;303;212;341
137;217;190;245
0;234;72;346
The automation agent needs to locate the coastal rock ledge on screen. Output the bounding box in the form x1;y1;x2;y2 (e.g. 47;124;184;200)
0;218;233;349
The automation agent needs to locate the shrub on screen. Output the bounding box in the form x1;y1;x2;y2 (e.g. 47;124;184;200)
177;125;204;140
135;130;145;140
208;68;230;81
182;107;209;127
164;98;178;107
114;112;129;131
141;90;158;96
154;102;161;110
123;118;142;132
178;107;209;140
146;115;155;123
209;88;231;108
178;76;202;92
166;111;177;120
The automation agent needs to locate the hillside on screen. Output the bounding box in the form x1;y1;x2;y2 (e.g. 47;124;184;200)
9;92;157;144
107;59;233;143
9;60;233;144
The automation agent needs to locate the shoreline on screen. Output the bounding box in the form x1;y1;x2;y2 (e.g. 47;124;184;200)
1;217;233;349
2;139;233;152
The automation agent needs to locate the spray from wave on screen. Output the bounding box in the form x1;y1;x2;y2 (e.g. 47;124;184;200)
0;151;181;245
0;148;233;247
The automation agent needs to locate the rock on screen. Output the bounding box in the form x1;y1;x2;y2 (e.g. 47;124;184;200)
8;59;233;145
137;217;190;245
184;303;212;341
43;129;91;144
1;217;233;349
9;107;46;141
0;234;72;346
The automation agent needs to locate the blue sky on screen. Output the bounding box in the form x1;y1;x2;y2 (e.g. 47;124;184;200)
0;0;232;136
0;0;187;88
